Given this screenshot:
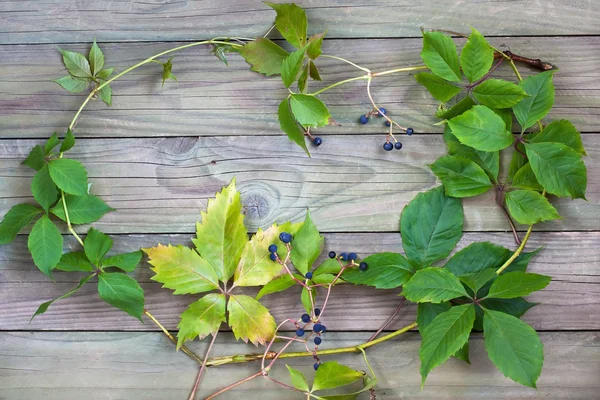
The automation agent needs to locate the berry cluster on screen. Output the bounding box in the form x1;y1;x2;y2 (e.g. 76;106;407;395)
328;250;368;271
358;107;414;151
293;309;327;370
269;232;293;261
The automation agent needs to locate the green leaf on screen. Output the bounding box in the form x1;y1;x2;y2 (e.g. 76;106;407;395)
511;163;543;191
314;258;342;276
89;40;105;76
161;57;177;86
505;189;560;225
301;285;316;314
144;244;220;295
103;251;143;272
459;268;498;293
494;107;514;131
513;70;556;130
447;105;514;151
430;155;493;198
255;274;298;300
443;126;499;180
22;145;46;171
444;241;510;276
47;158;89;196
45;133;61;155
306;32;326;60
403;267;469;303
98;84;112;106
27;214;63;276
474;297;537;330
529;119;586;155
192;179;248;283
486;271;551;299
400;186;463;268
98;272;145;321
420;31;461;82
312;361;364;391
436;96;475;120
84;227;113;265
211;43;238;66
312;273;341;285
289;94;330;128
239;38;289;76
309;60;321;81
483;308;543;388
227;294;276;345
415;72;462;102
290;210;324;275
60;129;75;153
343;252;414;289
286;365;309;392
59;48;92;78
55;251;94;272
298;63;309;93
416;302;451;335
31;165;59;212
32;274;94;320
96;68;114;80
277;98;309;156
419;304;475;385
266;2;307;48
472;79;529;109
177;293;226;350
454;342;471;364
281;48;306;88
0;204;43;244
54;75;89;93
525;142;587;199
508;247;543;273
460;28;494;83
508;143;527;180
50;194;114;225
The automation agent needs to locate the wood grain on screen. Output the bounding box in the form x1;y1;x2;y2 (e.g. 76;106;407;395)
1;232;598;331
2;37;600;137
1;0;600;44
1;135;597;233
1;331;598;399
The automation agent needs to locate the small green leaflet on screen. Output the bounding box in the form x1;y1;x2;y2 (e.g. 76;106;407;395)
289;94;331;128
255;273;299;300
32;274;94;320
278;98;310;156
161;57;177;86
89;40;105;76
459;268;498;293
22;145;46;171
474;297;537;331
460;28;494;83
415;72;462;102
505;189;560;225
239;38;289;76
96;68;114;80
430;155;493;198
103;251;143;272
443;126;499;180
290;210;324;275
306;31;326;60
314;258;342;276
31;165;58;212
266;2;308;49
27;214;63;277
59;48;93;78
444;241;510;276
0;204;43;244
45;133;61;155
416;302;451;335
47;158;89;196
176;293;226;350
54;76;89;93
513;70;556;130
483;308;543;388
84;227;113;266
343;252;414;289
98;84;112;106
312;361;364;391
50;194;114;224
419;304;475;385
98;272;145;321
281;47;306;88
60;129;76;152
402;267;469;303
301;285;317;314
227;294;276;346
525;142;587;199
471;79;529;109
447;105;514;152
485;271;551;299
309;60;321;81
436;96;475;120
286;365;309;392
400;186;463;268
529;119;586;155
420;31;461;82
55;251;94;272
511;163;543;191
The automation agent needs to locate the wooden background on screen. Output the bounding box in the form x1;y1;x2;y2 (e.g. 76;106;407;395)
1;1;599;398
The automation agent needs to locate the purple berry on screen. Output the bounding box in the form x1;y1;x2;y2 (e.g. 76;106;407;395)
314;363;320;370
359;115;369;124
296;328;305;337
359;262;368;271
378;107;387;116
314;336;322;345
383;142;393;151
395;141;403;150
301;314;311;323
406;127;414;135
268;244;277;253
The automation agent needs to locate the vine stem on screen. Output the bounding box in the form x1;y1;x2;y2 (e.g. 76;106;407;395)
496;224;534;275
188;331;219;400
367;297;405;341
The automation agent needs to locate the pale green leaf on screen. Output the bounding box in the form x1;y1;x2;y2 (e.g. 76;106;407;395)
239;38;289;76
278;98;309;156
444;241;510;276
447;105;514;151
312;273;341;285
27;214;63;277
47;158;89;196
98;84;112;106
56;251;94;272
306;32;326;60
511;163;543;191
415;72;462;102
54;75;89;93
84;227;113;265
430;155;493;198
0;204;42;244
96;68;114;80
177;293;226;350
485;271;551;299
443;126;499;180
286;365;309;392
460;28;494;83
420;31;461;82
301;285;316;314
266;2;307;48
59;48;92;78
298;63;309;93
227;294;276;345
89;40;105;75
255;273;299;300
343;252;414;289
505;189;560;225
290;210;324;275
529;119;586;155
98;272;145;321
31;165;59;212
32;274;94;320
161;57;177;86
402;267;469;303
50;194;114;225
314;258;342;277
234;224;286;287
472;79;529;109
289;93;330;128
309;60;321;81
513;70;556;130
281;47;306;88
103;251;143;272
312;361;364;391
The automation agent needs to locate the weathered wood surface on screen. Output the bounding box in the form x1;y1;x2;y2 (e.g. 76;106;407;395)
1;331;598;399
1;135;597;233
2;37;600;137
1;232;598;331
2;0;600;44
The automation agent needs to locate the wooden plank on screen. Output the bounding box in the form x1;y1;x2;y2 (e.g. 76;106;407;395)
0;331;598;399
1;135;597;233
1;232;598;331
2;1;600;44
2;37;600;137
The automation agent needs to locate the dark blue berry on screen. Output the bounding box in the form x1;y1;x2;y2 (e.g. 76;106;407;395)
378;107;387;116
359;262;368;271
305;272;313;279
314;336;322;345
279;232;292;243
321;325;327;332
269;253;277;261
328;251;336;259
313;137;322;146
385;120;391;127
313;323;324;333
314;308;321;316
301;314;311;323
395;141;403;150
359;115;369;124
383;142;393;151
268;244;278;253
348;252;357;261
340;252;348;261
406;127;414;136
314;363;320;370
296;328;305;337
